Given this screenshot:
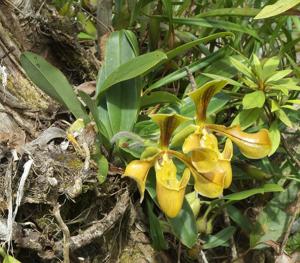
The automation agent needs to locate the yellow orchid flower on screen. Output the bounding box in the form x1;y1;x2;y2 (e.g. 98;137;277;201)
182;80;272;197
124;113;191;218
183;131;233;198
155;154;190;218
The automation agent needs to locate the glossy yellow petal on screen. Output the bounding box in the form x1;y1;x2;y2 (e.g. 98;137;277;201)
156;168;190;218
188;80;228;122
199;132;219;152
206;124;272;159
123;160;153;202
221;139;233;161
150;113;189;148
182;132;201;153
191;148;219;173
218;160;232;189
155;155;190;218
191;169;224;198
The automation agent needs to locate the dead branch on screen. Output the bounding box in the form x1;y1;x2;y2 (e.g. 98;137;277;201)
13;188;130;260
53;202;70;263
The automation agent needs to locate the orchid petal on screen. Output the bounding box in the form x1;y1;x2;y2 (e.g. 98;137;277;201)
207;124;272;159
221;138;233;161
191;169;224;198
182;132;201;153
191;149;219;173
188;80;228;122
199;132;219;152
151;113;189;148
155;155;190;218
219;160;232;188
123;160;153;202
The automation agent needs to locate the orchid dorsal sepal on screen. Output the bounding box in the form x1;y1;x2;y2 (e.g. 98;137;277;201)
150;113;190;148
206;124;272;159
188;79;228;123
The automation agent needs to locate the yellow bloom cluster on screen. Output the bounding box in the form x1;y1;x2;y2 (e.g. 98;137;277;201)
123;80;272;218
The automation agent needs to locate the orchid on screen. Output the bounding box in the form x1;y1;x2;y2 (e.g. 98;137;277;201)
182;80;272;198
123;113;192;218
124;79;272;218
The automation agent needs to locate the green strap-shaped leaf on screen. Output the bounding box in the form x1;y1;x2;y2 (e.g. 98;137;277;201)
20;52;89;122
96;30;144;139
202;226;236;249
96;49;168;98
152;16;261;40
254;0;300;19
222;184;284;201
146;199;168;250
166;32;234;60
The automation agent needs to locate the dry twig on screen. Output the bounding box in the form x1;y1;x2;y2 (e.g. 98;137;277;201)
53;203;70;263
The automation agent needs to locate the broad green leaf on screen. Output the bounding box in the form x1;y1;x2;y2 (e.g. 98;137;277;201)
269;121;281;156
3;255;21;263
146;199;168;250
96;30;142;139
166;32;234;60
286;99;300;104
223;184;284;201
77;12;97;36
168;199;198;248
227;205;253;233
266;69;292;82
282;105;297;110
202;72;242;87
77;32;97;40
242;90;265;109
251;54;263;80
254;0;300;19
229;57;254;80
97;50;168;97
270;99;280;112
231;108;262;129
78;91;109;139
276;109;293;127
235;162;272;181
20;52;89;122
250;182;300;248
269;78;300;93
140;91;180;108
97;154;109;184
262;57;280;80
202;226;236;249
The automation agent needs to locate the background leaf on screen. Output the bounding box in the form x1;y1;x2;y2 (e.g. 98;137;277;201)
20;52;89;122
255;0;300;19
202;226;236;249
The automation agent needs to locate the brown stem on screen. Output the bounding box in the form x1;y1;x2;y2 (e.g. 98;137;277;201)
280;192;300;254
184;66;197;91
53;203;70;263
281;135;300;168
223;207;238;260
